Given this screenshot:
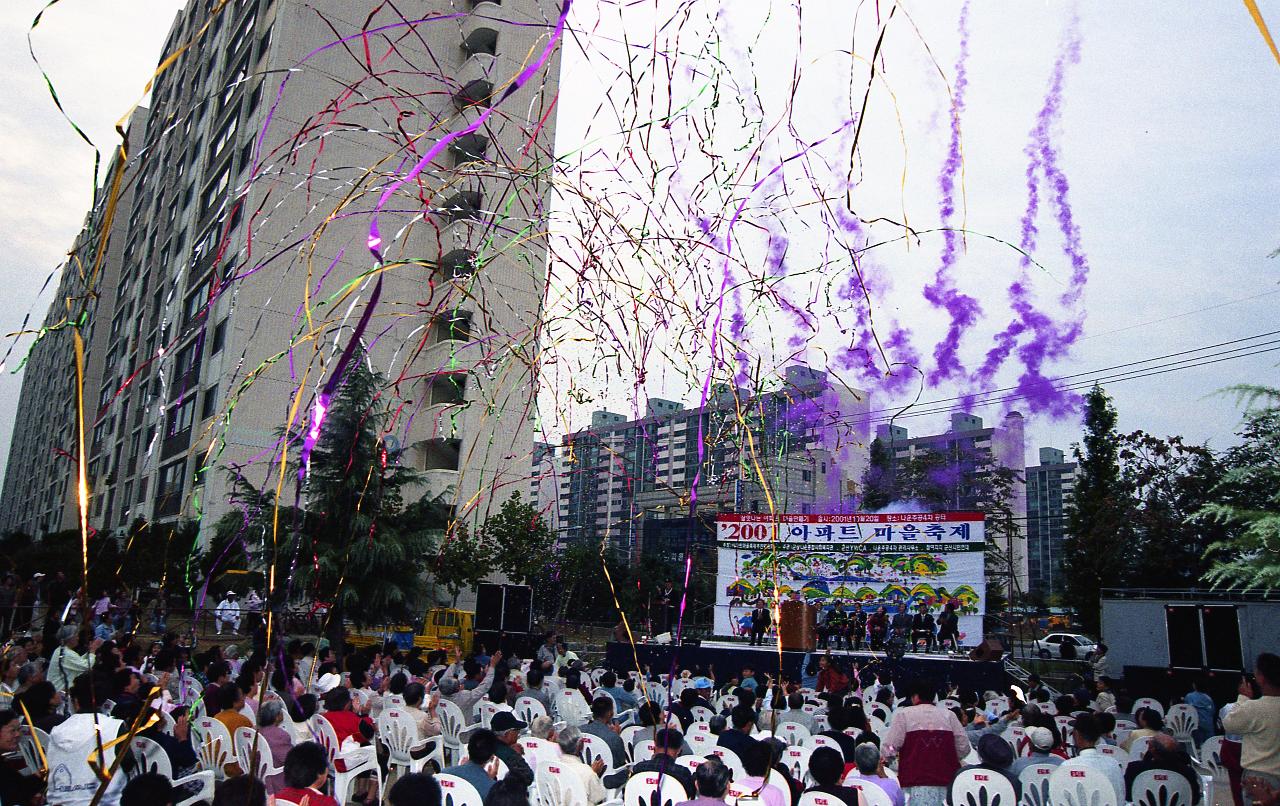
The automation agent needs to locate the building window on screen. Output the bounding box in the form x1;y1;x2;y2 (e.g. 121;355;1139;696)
427;373;467;405
169;395;196;437
201;386;218;420
211;319;227;353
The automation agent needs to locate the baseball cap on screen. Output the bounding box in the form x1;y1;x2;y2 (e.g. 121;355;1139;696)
490;712;527;733
1026;726;1054;751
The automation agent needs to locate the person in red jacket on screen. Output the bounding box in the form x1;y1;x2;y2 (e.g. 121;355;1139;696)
321;686;375;749
881;678;971;806
816;653;850;703
276;742;341;806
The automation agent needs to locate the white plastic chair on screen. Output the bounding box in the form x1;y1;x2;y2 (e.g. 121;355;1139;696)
233;727;285;783
647;683;671;709
1165;704;1199;748
692;705;715;723
952;768;1019;806
377;708;442;776
867;702;891;723
778;722;811;746
517;735;557;767
621;724;649;759
436;698;468;766
1198;736;1226;777
513;694;546;725
675;753;705;775
17;726;51;778
1130;735;1156;761
782;744;813;785
632;738;658;763
1049;764;1119;806
728;778;792;806
535;759;590;805
803;734;840;753
128;735;217;806
1134;698;1165;716
708;745;747;780
624;767;688;806
307;714;382;806
190;716;235;779
555;689;590;725
844;778;896;806
688;731;716;757
580;731;627;793
799;792;854;806
867;714;888;738
1097;744;1130;766
1018;763;1060;806
1041;701;1058;716
475;699;506;729
719;693;740;712
1132;769;1194;806
436;772;485;806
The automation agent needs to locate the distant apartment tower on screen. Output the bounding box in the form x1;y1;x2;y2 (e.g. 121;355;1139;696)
1;0;562;542
0;114;145;536
1025;446;1076;602
875;411;1028;591
555;366;871;554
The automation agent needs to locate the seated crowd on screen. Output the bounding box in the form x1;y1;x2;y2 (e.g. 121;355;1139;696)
0;622;1276;806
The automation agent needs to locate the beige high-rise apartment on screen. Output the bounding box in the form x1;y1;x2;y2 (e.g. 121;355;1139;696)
1;0;563;544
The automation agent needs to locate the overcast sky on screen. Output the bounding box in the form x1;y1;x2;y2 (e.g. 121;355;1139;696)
0;1;1277;494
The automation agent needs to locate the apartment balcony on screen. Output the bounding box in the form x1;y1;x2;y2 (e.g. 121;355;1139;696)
453;53;497;109
462;3;500;55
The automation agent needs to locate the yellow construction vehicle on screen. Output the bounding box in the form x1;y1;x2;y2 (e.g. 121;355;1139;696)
347;607;474;653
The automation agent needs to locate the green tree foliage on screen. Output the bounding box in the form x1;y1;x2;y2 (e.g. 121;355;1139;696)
1195;386;1280;592
896;449;954;510
217;360;448;651
432;523;494;605
480;492;556;585
1118;432;1220;587
1063;386;1134;631
970;460;1024;608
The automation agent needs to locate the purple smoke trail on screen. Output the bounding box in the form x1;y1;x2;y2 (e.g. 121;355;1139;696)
924;1;982;385
974;27;1084;415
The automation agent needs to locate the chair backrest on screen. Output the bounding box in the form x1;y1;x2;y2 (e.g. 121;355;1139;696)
781;744;813;783
708;745;747;779
535;759;589;806
517;735;557;767
1132;769;1194;806
580;732;622;773
234;727;279;780
513;695;547;726
129;735;175;778
475;699;504;729
1165;704;1198;741
594;689;619;713
1134;697;1165;716
952;768;1019;806
803;734;840;752
647;683;670;709
728;778;792;806
1130;735;1155;761
778;721;812;746
632;736;660;762
1096;744;1130;766
675;754;706;775
377;709;422;759
867;702;891;722
1054;715;1074;733
671;678;692;697
845;778;898;806
688;731;716;757
941;698;962;710
801;702;824;716
1049;764;1119;806
719;693;740;712
1198;736;1226;775
192;716;234;775
555;689;589;725
436;772;485;806
436;699;467;745
1017;763;1060;806
866;715;888;738
799;793;853;806
623;768;689;806
692;705;715;723
385;693;407;708
621;724;648;757
1040;701;1058;716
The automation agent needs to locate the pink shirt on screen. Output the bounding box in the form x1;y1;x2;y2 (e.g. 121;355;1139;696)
881;702;971;760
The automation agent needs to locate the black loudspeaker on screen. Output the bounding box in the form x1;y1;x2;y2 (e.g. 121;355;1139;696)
969;637;1005;663
474;583;505;632
502;585;533;634
474;630;536;658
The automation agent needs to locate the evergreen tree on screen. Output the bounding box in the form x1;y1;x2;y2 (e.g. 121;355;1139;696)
1195;386;1280;591
860;437;895;510
480;491;556;586
1063;385;1134;631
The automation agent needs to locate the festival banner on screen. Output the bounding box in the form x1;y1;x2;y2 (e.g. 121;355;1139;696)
715;512;987;646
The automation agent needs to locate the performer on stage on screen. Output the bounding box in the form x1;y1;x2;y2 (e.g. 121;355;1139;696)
819;601;847;650
937;601;960;653
850;603;868;652
657;581;677;633
890;607;912;643
869;606;889;650
749;599;772;646
911;604;937;653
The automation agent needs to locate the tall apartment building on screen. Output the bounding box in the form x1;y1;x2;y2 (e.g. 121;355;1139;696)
550;366;871;555
1;0;562;542
0;115;145;536
1025;446;1076;602
875;411;1029;591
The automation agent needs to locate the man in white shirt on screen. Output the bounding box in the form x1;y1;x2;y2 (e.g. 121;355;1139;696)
1224;653;1280;804
47;673;125;806
552;725;607;804
214;593;241;634
1057;713;1125;805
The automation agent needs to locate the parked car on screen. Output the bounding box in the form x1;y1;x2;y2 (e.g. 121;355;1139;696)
1033;632;1097;660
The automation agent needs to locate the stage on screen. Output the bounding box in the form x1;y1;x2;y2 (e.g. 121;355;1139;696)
605;638;1008;692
